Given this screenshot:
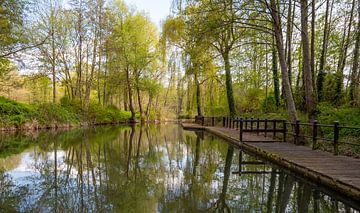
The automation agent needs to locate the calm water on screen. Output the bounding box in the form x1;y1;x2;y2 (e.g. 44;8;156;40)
0;124;359;212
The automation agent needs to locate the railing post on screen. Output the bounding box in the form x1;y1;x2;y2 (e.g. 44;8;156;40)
229;117;232;128
273;120;276;138
239;118;243;142
265;119;268;137
256;118;260;135
236;118;239;129
223;117;225;127
295;120;300;145
251;118;254;131
212;117;215;126
201;116;204;126
334;121;339;155
245;117;248;130
312;120;318;150
238;149;243;176
283;120;287;142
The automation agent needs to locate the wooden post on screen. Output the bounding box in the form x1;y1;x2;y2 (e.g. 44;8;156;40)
229;117;232;128
251;118;254;131
236;118;239;129
312;120;318;150
273;120;276;138
223;117;225;127
245;117;248;130
334;121;339;155
265;119;268;137
295;120;300;145
256;118;260;135
212;117;215;126
283;120;287;142
239;118;243;142
238;149;243;176
201;116;204;126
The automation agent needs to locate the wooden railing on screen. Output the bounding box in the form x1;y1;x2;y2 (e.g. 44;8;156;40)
194;116;360;156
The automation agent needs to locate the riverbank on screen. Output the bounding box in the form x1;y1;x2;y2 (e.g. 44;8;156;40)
0;96;132;131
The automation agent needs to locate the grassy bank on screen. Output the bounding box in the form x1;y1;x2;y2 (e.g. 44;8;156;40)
0;96;131;130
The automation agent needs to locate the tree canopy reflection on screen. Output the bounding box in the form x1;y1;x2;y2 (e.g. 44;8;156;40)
0;125;358;212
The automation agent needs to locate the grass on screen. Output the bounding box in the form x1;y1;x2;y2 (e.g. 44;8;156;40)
0;96;131;129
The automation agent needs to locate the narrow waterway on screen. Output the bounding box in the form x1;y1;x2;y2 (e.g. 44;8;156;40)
0;124;358;212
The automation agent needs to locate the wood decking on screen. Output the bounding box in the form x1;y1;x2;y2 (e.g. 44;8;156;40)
182;123;360;202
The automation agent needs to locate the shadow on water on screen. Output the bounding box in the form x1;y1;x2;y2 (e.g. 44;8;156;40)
0;124;359;212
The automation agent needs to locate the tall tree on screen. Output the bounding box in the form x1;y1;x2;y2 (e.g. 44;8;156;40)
334;0;356;105
349;0;360;104
300;0;316;119
316;0;332;102
267;0;298;123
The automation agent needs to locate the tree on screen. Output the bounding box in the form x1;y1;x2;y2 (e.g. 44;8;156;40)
267;0;298;123
300;0;316;120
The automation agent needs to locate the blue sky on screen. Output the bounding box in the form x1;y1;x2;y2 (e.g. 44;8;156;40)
123;0;171;28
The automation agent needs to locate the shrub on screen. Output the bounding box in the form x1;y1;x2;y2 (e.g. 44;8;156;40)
34;103;80;124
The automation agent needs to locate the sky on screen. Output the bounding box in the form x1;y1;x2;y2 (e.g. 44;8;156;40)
123;0;171;28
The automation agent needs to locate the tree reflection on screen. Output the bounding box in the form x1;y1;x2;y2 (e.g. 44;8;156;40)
0;125;359;212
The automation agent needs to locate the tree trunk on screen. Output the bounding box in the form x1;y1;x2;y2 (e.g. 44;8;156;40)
194;72;202;116
285;0;294;87
136;81;143;121
349;0;360;104
85;32;98;109
310;0;316;90
272;37;280;108
317;0;331;102
269;0;298;123
125;67;135;122
335;0;355;104
51;4;56;103
300;0;316;120
223;50;236;117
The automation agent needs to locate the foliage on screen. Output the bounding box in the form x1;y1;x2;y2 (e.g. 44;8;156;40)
0;96;33;127
0;96;131;129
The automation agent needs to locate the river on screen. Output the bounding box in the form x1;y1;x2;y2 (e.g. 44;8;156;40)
0;124;358;212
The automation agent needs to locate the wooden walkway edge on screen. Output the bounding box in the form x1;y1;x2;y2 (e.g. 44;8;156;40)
182;123;360;203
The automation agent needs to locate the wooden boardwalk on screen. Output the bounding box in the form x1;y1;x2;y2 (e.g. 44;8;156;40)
182;123;360;202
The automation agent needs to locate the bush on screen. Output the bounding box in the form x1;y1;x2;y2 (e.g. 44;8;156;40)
34;103;80;124
0;97;34;127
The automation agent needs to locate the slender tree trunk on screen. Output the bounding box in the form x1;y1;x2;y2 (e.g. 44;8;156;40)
136;81;143;121
102;48;107;106
85;33;98;108
126;67;135;122
311;0;316;90
317;0;331;101
269;0;298;123
194;72;202;116
335;0;355;104
285;0;294;87
222;50;236;117
301;0;316;120
349;0;360;104
51;3;56;103
272;37;280;108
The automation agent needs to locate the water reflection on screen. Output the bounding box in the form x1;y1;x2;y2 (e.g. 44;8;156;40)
0;124;358;212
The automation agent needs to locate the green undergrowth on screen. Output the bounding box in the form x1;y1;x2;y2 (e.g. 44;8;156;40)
0;96;131;129
236;103;360;156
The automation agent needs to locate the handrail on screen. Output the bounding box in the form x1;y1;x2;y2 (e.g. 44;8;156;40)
193;116;360;157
